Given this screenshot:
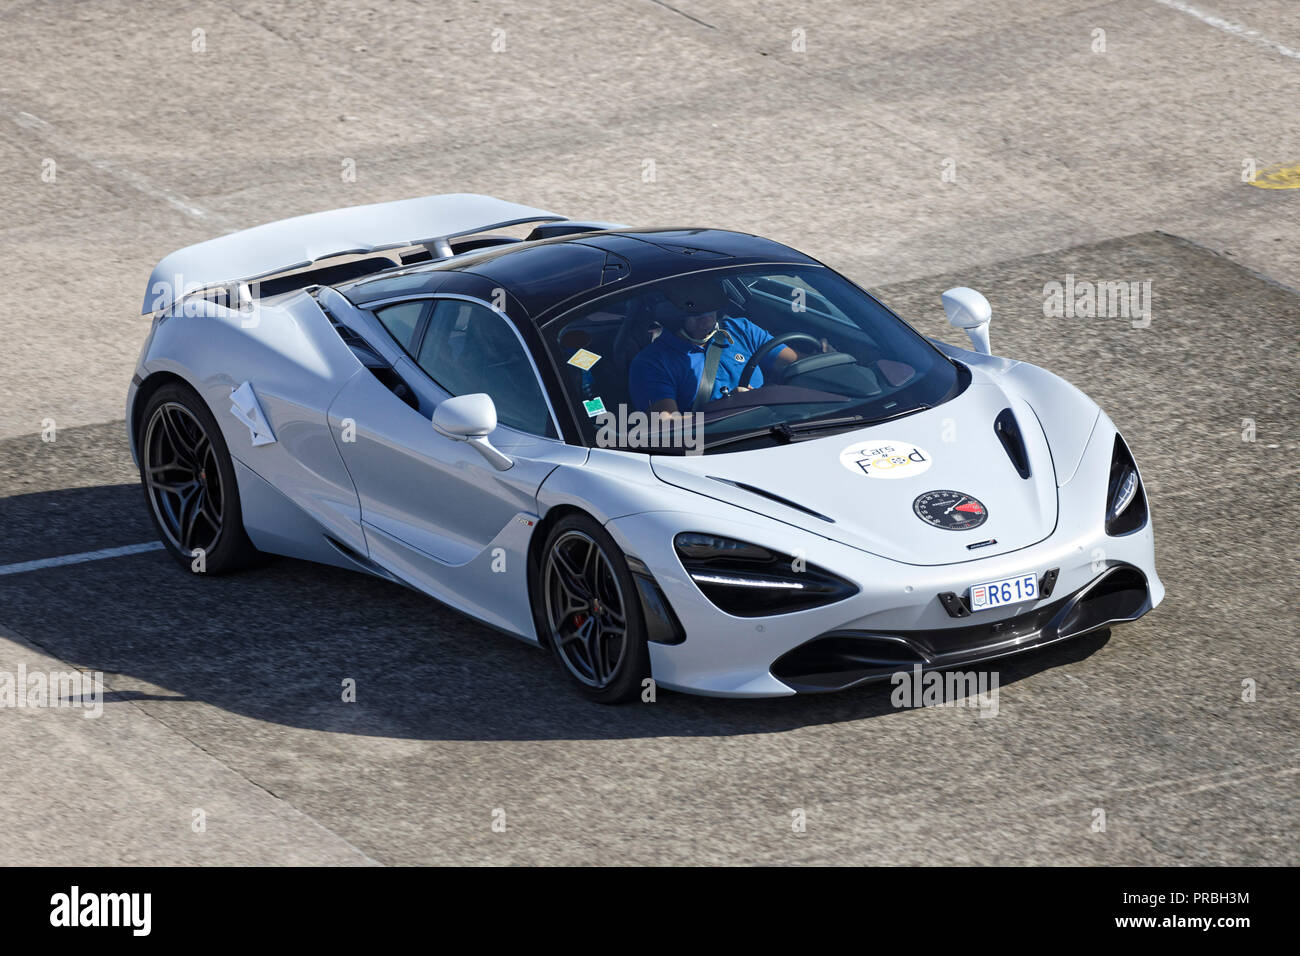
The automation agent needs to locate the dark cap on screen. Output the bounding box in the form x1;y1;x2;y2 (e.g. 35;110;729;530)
664;277;727;316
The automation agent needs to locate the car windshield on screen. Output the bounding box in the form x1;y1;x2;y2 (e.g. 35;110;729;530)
541;264;965;454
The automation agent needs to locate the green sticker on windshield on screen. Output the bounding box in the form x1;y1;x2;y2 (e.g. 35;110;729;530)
582;397;607;417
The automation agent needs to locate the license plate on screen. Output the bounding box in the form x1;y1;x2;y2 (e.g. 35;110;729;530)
969;572;1038;612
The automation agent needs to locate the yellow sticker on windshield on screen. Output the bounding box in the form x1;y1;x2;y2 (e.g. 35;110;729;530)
567;348;602;371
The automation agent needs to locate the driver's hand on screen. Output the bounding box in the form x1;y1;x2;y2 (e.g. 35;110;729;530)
820;337;835;353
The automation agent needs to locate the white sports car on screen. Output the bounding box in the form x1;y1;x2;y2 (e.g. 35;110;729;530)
128;193;1162;702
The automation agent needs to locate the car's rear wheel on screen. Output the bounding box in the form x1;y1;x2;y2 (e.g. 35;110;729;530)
138;382;260;574
541;514;651;704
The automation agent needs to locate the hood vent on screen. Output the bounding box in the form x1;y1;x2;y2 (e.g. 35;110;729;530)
708;477;835;523
994;408;1032;479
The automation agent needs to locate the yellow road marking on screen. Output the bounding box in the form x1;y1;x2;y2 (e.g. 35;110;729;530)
1249;162;1300;190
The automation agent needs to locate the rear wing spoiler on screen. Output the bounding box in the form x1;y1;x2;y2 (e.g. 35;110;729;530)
141;193;565;314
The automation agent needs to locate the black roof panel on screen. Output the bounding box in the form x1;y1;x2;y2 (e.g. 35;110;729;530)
338;228;818;321
460;242;608;318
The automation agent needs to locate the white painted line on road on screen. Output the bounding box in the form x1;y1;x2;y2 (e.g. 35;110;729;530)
1154;0;1300;60
6;107;228;225
0;542;164;577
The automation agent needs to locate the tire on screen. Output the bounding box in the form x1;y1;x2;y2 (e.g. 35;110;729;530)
539;513;652;704
137;381;261;574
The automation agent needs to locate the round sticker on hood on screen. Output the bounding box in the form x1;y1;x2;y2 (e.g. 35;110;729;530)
913;490;988;530
839;439;933;480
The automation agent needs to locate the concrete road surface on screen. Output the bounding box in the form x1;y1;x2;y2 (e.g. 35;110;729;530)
0;1;1296;864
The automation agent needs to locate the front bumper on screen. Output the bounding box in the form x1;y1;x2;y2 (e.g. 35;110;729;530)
771;563;1151;693
606;500;1162;697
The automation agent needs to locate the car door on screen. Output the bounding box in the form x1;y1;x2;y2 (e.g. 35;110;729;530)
329;293;586;635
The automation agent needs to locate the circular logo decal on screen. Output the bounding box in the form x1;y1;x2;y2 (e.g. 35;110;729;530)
839;439;933;480
913;490;989;530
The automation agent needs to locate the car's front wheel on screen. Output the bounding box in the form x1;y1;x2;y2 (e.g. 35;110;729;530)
138;382;261;574
540;514;651;704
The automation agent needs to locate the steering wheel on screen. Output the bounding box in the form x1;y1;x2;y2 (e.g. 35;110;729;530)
737;333;820;388
737;332;855;387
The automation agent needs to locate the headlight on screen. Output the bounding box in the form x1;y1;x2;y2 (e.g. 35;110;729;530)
673;533;858;616
1105;434;1148;535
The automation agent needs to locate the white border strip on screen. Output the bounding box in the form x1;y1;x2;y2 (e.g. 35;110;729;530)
0;542;164;577
1154;0;1300;60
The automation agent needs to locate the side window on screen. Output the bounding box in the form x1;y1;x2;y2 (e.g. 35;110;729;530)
374;300;427;352
416;298;557;438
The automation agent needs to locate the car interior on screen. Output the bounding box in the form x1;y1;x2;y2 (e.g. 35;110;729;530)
549;272;911;424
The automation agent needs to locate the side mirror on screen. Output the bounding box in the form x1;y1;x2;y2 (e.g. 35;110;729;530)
432;393;513;471
941;287;992;356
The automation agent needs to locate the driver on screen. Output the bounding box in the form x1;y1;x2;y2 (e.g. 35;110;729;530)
628;277;804;415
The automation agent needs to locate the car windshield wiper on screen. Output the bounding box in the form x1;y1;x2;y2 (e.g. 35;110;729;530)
703;405;932;452
775;415;870;438
852;403;931;428
703;415;868;451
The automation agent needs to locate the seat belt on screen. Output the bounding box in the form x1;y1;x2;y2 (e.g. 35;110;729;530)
690;324;733;411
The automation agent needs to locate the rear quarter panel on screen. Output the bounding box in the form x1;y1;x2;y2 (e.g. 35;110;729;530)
135;293;368;558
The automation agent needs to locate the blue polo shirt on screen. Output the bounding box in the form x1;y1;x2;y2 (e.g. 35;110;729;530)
629;316;775;412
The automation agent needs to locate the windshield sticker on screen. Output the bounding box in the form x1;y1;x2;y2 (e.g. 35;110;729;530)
582;396;607;418
567;348;602;371
839;439;933;480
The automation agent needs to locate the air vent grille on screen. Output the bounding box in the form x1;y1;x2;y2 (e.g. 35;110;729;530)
994;408;1031;479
